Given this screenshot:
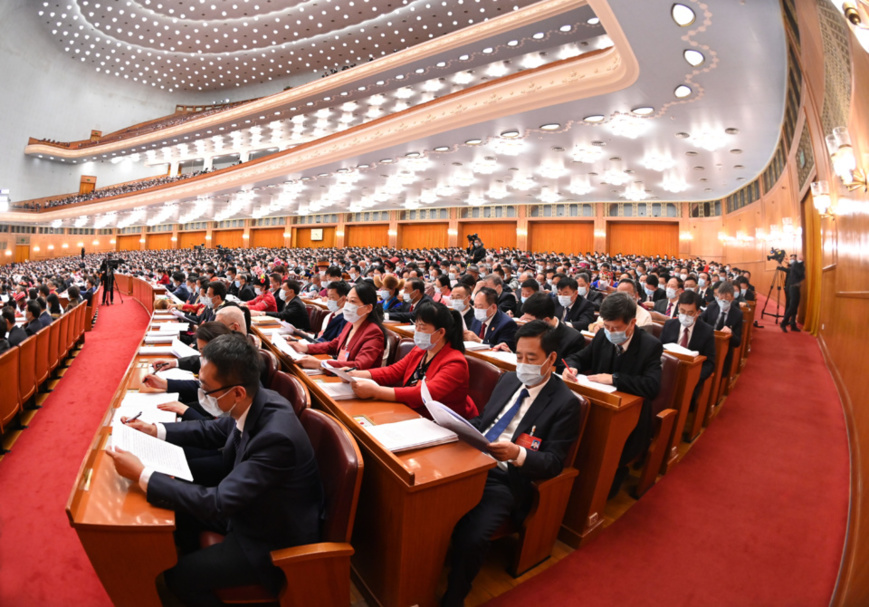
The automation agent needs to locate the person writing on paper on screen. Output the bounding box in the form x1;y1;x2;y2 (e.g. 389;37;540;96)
348;300;478;419
291;282;386;371
441;321;582;606
107;334;323;605
464;286;518;351
562;292;661;496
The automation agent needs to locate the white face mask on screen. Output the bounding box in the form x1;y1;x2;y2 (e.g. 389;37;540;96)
378;289;390;301
200;295;213;308
680;274;688;281
414;330;439;351
666;288;677;300
254;287;263;296
198;387;235;418
448;272;456;280
516;358;552;387
342;302;363;323
678;313;696;328
557;294;573;307
279;289;288;301
402;292;412;303
474;307;490;322
577;286;588;297
451;298;467;313
327;299;341;313
698;278;706;288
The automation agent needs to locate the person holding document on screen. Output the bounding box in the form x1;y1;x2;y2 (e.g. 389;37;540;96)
441;321;582;606
291;282;386;371
562;291;662;497
107;334;324;606
348;300;478;419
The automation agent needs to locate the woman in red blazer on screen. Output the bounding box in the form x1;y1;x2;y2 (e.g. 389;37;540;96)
349;300;478;419
292;282;386;370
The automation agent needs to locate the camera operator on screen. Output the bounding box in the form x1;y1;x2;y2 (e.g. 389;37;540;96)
99;254;116;305
467;234;486;264
777;252;805;332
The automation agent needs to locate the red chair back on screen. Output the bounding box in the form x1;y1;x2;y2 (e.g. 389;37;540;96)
306;306;329;336
395;338;415;363
270;370;308;417
48;321;61;371
0;347;21;432
18;335;38;405
650;353;680;416
35;327;50;385
383;329;400;367
60;313;71;359
466;355;503;412
258;348;279;387
299;409;363;542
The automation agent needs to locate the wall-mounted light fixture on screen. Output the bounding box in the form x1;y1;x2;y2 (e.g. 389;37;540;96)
826;127;867;191
834;1;869;52
811;181;835;219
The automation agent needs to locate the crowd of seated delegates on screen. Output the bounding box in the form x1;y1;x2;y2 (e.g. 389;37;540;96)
12;171;210;211
2;242;760;603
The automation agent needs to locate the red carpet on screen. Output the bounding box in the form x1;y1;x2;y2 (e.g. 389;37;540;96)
0;300;148;607
488;299;850;607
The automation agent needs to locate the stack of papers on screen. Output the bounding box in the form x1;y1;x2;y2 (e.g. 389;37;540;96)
364;418;458;453
153;314;175;320
574;374;618;393
259;327;294;337
272;334;305;361
110;422;193;481
144;333;175;344
139;345;175;355
463;341;490;352
315;378;375;400
663;343;700;357
151;322;189;332
171;338;199;359
251;315;275;324
112;392;181;424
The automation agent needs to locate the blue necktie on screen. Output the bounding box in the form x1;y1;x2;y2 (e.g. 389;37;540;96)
484;388;529;442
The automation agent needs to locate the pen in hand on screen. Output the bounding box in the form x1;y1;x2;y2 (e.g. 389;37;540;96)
153;362;168;372
123;411;143;424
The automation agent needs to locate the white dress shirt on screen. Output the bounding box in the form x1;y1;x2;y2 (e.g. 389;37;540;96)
484;377;549;470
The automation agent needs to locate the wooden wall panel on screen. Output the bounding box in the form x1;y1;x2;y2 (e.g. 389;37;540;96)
118;235;141;251
147;234;172;251
250;228;285;248
178;231;207;249
459;222;517;249
399;223;448;249
213;229;244;249
528;221;594;255
607;222;679;257
295;226;336;249
14;245;29;263
346;224;389;248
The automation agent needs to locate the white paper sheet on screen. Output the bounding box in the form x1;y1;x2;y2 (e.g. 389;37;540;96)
663;342;700;357
139;345;175;355
463;341;490;352
421;379;489;451
364;418;458;452
272;334;305;361
574;374;618;393
171;338;199;359
144;334;175;344
156;368;197;381
481;351;518;365
110;422;193;482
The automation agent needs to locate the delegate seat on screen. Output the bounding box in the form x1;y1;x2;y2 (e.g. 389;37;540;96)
395;337;415;363
259;348;279;388
270;370;309;417
306;305;329;338
35;328;51;389
383;329;401;367
466;356;503;413
200;408;363;607
48;320;61;374
646;321;665;339
59;312;71;361
492;391;590;576
633;353;680;498
0;347;21;437
17;335;38;408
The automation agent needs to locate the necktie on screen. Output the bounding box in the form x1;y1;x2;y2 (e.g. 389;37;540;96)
680;328;690;347
563;306;570;321
484;388;529;442
410;303;414;313
478;322;486;339
665;302;673;317
716;310;726;331
223;427;242;466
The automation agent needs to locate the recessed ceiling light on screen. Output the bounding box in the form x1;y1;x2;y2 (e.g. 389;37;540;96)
683;49;705;67
433;146;450;152
465;138;482;145
380;158;394;163
587;17;600;25
675;132;690;139
725;127;740;135
559;25;572;32
631;106;654;116
583;115;605;123
730;149;743;154
540;123;561;131
686;150;699;156
500;130;520;138
671;4;696;27
405;152;421;157
674;85;693;98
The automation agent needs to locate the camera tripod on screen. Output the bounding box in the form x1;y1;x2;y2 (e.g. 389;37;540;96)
760;266;786;323
101;267;125;305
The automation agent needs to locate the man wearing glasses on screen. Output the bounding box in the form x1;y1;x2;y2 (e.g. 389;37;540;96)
108;334;323;605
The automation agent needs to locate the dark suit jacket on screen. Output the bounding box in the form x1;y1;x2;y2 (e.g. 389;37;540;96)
653;298;679;318
266;296;311;331
148;388;324;592
7;325;27;347
38;311;53;328
554;296;596;331
238;284;257;302
700;301;743;349
496;290;518;316
24;319;43;336
470;373;580;514
470;308;518;351
565;327;662;462
172;284;191;301
585;289;604;311
319;312;347;343
388;294;434;323
696;286;715;305
552;321;585;373
660;318;716;381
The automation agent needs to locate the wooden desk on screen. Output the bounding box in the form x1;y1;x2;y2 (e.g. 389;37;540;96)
383;322;645;549
659;351;704;474
254;321;496;607
66;283;179;607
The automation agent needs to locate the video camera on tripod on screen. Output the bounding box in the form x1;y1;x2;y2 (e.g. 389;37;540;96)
767;248;786;264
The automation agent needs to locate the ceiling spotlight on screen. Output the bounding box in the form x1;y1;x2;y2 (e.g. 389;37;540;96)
684;49;705;67
674;85;693;98
540;123;562;131
583;115;605;124
500;130;520;138
631;106;655;116
465;138;483;145
433;145;451;152
671;4;696;27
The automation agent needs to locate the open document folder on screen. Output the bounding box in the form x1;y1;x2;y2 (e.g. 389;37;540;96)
110;421;193;482
421;378;490;452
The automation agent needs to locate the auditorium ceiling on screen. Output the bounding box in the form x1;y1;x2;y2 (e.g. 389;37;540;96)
19;0;788;227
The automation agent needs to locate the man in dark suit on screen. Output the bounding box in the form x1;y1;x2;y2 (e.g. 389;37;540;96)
449;284;475;329
37;299;53;328
483;275;517;316
257;279;311;332
564;292;662;495
505;292;584;373
465;286;518;351
108;335;323;605
660;291;716;400
23;301;43;336
442;321;581;606
695;272;715;305
2;308;27;346
316;280;349;342
577;272;603;312
649;276;682;321
236;273;257;302
554;276;596;331
388;278;433;323
642;274;667;304
699;281;744;374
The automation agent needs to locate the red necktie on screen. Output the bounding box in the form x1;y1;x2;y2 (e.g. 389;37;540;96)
666;302;673;317
478;322;486;339
410;304;414;313
680;328;689;347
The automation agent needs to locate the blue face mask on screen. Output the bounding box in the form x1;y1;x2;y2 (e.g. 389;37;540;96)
604;327;628;346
